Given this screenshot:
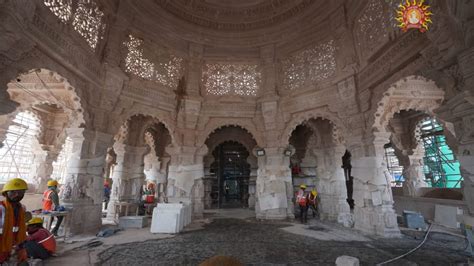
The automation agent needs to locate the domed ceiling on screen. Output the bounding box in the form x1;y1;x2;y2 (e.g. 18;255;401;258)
154;0;319;31
128;0;332;51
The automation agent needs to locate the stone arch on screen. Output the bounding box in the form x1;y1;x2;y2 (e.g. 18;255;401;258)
6;69;85;126
3;68;88;158
370;75;460;166
196;118;263;148
371;75;445;133
116;112;177;147
0;51;93;127
281;108;346;147
205;127;258;158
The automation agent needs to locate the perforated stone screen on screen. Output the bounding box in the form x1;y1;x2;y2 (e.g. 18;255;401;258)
123;35;184;89
44;0;106;50
282;39;336;91
43;0;72;23
72;0;106;49
202;63;261;96
355;0;389;58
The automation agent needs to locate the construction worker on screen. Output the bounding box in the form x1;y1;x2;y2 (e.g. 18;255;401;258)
103;181;111;210
42;180;62;235
24;217;56;260
308;189;319;218
295;184;309;223
0;178;28;264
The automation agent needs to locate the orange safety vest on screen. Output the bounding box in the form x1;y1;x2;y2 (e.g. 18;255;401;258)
0;201;27;254
308;193;317;205
42;190;54;211
37;229;56;253
296;190;308;207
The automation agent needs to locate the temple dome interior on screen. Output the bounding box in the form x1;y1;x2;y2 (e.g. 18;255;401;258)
0;0;474;264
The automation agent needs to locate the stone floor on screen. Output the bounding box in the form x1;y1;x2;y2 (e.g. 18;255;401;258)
48;209;471;265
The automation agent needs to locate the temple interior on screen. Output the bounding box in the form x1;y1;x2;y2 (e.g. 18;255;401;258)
0;0;474;265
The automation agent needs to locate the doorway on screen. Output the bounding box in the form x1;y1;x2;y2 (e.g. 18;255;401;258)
210;141;250;208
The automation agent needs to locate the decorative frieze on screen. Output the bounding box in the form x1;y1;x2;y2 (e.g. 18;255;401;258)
30;12;103;79
358;30;428;91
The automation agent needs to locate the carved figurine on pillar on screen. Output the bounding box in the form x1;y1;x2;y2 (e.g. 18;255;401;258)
342;150;354;209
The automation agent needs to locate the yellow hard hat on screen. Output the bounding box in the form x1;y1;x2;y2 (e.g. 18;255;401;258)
47;180;58;187
300;184;307;189
2;178;28;193
27;217;43;226
311;190;317;196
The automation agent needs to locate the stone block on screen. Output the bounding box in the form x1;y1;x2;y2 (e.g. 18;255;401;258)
335;255;359;266
150;203;191;234
119;216;148;229
150;211;179;234
435;204;462;228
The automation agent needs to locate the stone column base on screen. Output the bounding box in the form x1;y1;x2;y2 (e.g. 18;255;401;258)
256;208;292;220
319;195;352;226
63;202;102;235
354;205;401;237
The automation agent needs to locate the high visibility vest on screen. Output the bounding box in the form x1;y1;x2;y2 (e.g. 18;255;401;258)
0;202;27;254
42;190;53;211
0;203;25;234
308;193;317;205
37;229;56;253
296;190;308;206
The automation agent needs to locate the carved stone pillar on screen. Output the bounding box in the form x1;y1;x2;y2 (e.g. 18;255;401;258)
247;175;257;210
60;128;114;234
352;132;400;237
144;151;160;182
312;146;352;226
458;146;474;216
157;156;170;201
401;149;428;197
202;177;213;209
29;145;59;193
165;145;206;218
107;143;148;218
104;150;116;180
255;147;293;220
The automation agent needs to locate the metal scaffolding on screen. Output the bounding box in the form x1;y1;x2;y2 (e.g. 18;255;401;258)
419;118;462;188
384;143;404;187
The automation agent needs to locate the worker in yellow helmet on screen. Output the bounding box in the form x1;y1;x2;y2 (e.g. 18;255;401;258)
295;184;309;223
24;217;56;260
308;189;319;218
0;178;28;264
42;180;62;235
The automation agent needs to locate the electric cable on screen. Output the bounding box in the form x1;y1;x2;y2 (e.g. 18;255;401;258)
376;222;433;265
14;81;54;104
